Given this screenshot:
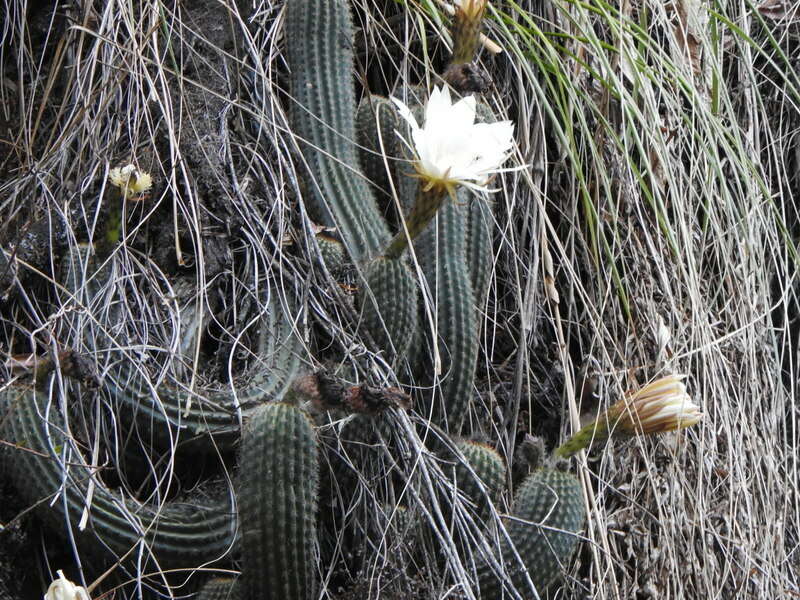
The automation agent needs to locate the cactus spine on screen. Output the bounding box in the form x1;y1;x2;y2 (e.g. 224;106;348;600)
238;402;319;600
478;469;585;597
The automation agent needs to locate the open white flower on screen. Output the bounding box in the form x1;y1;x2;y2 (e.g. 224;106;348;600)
44;571;91;600
390;86;514;195
108;164;152;199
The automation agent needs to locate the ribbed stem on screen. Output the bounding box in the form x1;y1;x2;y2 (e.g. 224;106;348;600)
0;387;237;571
61;244;302;453
465;191;493;315
285;0;390;262
416;202;478;433
477;469;585;597
359;257;418;360
452;440;505;522
238;403;318;600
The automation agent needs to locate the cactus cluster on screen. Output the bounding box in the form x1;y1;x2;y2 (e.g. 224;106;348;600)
0;1;588;599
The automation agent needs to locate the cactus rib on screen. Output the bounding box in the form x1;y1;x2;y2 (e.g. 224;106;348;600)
285;0;390;262
452;440;505;523
238;402;319;600
0;386;237;570
478;469;585;597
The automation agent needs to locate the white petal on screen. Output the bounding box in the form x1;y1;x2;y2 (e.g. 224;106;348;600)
397;85;516;185
449;94;478;126
390;96;420;132
425;86;452;126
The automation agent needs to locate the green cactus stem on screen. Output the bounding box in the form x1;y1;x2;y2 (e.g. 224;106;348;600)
477;469;585;598
238;402;319;600
60;244;302;453
197;577;239;600
414;200;479;433
355;94;404;222
316;232;347;275
465;192;493;315
285;0;390;262
359;256;418;360
103;291;302;452
452;440;505;523
0;386;238;572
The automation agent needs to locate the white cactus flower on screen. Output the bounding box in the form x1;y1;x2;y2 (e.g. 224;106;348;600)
556;374;702;457
390;86;514;195
44;571;91;600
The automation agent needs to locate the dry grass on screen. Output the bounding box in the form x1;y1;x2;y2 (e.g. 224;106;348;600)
1;0;799;598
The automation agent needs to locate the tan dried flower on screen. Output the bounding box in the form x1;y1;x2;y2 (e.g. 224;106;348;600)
555;374;702;458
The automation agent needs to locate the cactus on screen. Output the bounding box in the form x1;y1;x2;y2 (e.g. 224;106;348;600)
0;386;238;571
452;440;505;523
238;402;319;600
355;94;404;223
359;256;418;360
355;85;496;432
104;290;302;452
197;577;240;600
60;244;303;453
316;232;348;276
466;192;493;316
285;0;420;361
477;469;585;598
415;200;479;433
284;0;390;263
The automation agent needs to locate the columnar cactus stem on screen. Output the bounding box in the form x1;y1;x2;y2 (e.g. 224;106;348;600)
360;256;418;359
0;386;237;571
284;0;390;262
238;403;319;600
452;440;505;522
415;201;478;433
